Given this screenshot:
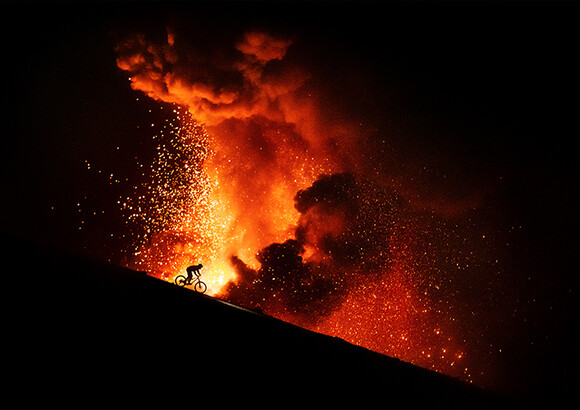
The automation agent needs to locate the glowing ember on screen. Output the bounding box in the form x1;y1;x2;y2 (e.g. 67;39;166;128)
118;106;231;294
312;254;470;382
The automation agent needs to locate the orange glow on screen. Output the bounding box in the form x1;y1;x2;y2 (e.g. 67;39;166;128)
115;28;472;384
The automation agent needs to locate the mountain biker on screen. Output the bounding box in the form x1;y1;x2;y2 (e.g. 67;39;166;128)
185;263;203;285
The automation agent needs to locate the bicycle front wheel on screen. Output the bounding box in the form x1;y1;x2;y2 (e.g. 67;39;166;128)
175;275;187;287
194;281;207;294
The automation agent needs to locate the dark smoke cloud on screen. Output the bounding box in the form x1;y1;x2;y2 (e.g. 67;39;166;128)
220;173;400;324
295;173;396;268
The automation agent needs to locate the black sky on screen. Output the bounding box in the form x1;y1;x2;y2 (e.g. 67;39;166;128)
3;1;579;405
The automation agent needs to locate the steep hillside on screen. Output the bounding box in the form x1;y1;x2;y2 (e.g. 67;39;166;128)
1;238;512;407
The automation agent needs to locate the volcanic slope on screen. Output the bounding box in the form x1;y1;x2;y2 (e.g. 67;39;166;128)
1;238;513;408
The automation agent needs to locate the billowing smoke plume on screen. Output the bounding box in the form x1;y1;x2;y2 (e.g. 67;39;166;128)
116;30;298;127
115;28;356;150
115;27;363;274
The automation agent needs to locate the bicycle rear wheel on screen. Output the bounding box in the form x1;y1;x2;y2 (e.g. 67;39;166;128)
194;281;207;294
175;275;187;287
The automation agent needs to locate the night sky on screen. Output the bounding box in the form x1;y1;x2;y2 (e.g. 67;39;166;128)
3;2;579;405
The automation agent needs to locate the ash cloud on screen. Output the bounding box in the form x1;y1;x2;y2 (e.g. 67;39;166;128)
115;26;362;171
220;173;398;324
114;22;495;247
115;28;304;128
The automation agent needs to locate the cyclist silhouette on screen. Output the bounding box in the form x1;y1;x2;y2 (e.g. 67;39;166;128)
186;263;203;285
174;264;207;293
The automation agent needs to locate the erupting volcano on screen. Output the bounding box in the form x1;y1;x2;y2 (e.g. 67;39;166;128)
9;3;579;406
112;26;484;383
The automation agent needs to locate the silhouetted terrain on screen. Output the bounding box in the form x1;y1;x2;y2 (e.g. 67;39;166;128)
1;237;514;408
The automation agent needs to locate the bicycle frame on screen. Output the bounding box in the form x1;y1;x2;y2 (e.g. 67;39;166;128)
186;275;201;286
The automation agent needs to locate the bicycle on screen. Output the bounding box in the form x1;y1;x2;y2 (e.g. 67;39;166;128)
174;274;207;293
